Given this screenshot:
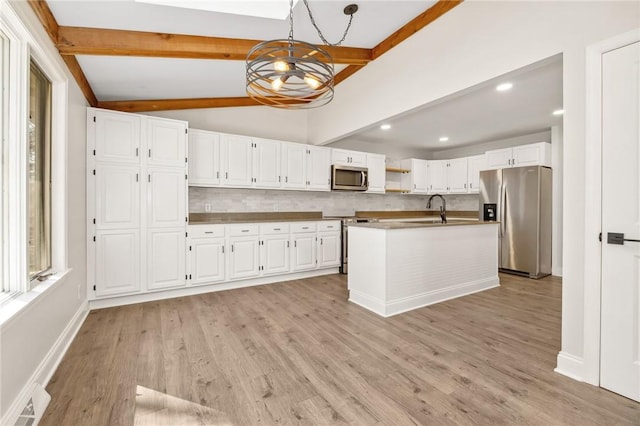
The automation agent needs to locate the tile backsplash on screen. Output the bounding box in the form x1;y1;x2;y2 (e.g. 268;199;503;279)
190;187;480;216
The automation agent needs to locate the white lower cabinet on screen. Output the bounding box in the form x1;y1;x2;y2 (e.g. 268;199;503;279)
260;223;290;275
290;222;318;272
189;237;225;285
147;228;187;290
317;232;341;267
95;230;140;297
228;224;260;280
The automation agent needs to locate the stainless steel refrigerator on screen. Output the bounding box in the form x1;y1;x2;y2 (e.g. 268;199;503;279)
479;165;552;279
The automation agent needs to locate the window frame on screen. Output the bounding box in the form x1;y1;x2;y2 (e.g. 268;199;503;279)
0;1;69;308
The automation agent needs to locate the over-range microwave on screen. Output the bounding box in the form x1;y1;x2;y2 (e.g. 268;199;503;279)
331;165;368;191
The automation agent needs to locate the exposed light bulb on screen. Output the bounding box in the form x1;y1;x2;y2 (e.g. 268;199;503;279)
380;124;391;130
496;82;513;92
304;74;321;89
272;77;284;91
274;60;289;72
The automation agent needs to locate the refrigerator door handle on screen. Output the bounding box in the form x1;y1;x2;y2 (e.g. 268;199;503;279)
500;184;507;238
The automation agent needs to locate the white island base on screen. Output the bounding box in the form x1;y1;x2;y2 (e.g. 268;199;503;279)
348;222;500;317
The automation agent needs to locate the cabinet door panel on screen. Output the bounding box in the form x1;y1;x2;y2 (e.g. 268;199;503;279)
307;146;331;191
467;155;486;193
95;110;141;164
366;154;386;194
229;237;260;279
318;233;341;267
485;148;513;170
282;143;307;189
95;230;140;296
148;168;187;228
221;134;253;187
261;236;290;275
148;229;186;290
190;238;225;285
291;234;316;271
147;118;187;167
513;143;551;167
95;164;140;229
189;130;220;185
448;158;468;193
412;159;428;193
254;139;281;188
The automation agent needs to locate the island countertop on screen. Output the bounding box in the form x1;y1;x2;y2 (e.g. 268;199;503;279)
350;220;498;230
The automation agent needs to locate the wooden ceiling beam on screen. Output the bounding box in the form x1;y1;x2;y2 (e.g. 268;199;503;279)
57;27;373;65
27;1;98;106
97;97;264;113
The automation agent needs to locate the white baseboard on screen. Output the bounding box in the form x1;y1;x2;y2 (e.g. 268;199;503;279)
554;351;585;382
552;266;563;277
349;290;386;316
1;301;89;426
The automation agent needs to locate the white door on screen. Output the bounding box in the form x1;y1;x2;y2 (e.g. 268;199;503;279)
600;41;640;402
485;147;513;170
94;110;141;164
221;134;253;187
261;236;290;275
148;229;186;290
189;237;225;285
282;143;307;189
447;158;468;193
366;154;386;194
317;233;340;268
147;118;187;167
467;154;486;193
307;146;331;191
147;168;187;228
411;159;428;194
188;129;220;186
95;230;140;296
291;234;316;271
254;138;281;188
427;160;447;194
229;237;260;279
95;164;140;229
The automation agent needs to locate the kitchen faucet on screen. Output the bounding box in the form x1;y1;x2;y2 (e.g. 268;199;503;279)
427;194;447;224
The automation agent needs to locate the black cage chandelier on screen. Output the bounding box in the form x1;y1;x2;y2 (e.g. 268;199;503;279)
246;0;358;109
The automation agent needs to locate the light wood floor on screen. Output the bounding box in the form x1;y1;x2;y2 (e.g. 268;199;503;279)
42;273;639;425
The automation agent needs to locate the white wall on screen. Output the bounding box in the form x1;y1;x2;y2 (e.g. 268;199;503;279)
0;2;89;418
551;125;563;276
145;106;309;143
326;137;432;160
304;1;640;381
430;130;551;160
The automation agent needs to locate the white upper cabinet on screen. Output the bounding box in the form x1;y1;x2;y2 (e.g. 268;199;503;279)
95;164;140;230
146;118;187;167
331;148;367;167
365;153;386;194
467;154;486;193
485;142;551;169
281;142;307;189
94;109;141;164
427;160;448;194
147;167;187;228
307;146;331;191
220;133;253;187
401;158;428;194
188;129;220;186
253;138;281;189
147;228;186;290
447;158;468;194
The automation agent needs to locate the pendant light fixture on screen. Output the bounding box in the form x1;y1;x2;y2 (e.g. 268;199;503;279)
246;0;358;109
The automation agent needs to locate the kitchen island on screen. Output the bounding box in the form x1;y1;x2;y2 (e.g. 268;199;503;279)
348;221;500;317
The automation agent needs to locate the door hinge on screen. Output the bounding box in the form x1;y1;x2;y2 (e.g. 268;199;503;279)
93;149;96;156
185;216;188;222
93;218;96;224
189;246;192;251
185;157;188;163
189;274;192;279
93;116;96;122
93;236;96;242
185;232;188;237
599;232;602;242
93;285;96;291
185;129;188;134
93;169;96;175
185;274;188;280
185;174;188;180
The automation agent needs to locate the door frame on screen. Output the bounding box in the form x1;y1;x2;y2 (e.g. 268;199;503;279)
583;28;640;385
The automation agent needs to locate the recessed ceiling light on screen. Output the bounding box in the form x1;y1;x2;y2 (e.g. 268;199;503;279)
380;124;391;130
496;83;513;92
439;136;449;142
553;109;564;116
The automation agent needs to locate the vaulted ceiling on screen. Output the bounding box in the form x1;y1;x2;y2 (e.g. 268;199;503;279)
28;0;461;112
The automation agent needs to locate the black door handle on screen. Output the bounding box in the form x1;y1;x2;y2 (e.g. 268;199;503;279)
607;232;640;245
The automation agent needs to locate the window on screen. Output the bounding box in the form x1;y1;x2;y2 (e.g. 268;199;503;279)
1;30;8;294
28;60;52;283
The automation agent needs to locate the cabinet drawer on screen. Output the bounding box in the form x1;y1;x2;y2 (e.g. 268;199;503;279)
291;222;317;233
260;223;290;235
227;224;259;236
318;221;340;232
188;225;225;238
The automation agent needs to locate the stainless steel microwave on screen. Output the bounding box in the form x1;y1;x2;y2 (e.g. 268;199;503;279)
331;165;368;191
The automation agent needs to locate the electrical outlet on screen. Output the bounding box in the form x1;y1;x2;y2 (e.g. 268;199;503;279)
204;203;212;212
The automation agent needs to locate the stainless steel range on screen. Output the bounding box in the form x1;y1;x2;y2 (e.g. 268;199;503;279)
327;217;378;274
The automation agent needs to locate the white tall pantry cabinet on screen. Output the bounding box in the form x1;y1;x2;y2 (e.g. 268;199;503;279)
87;108;188;299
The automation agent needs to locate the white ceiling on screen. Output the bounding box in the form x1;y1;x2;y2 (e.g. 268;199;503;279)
46;0;434;100
341;55;563;151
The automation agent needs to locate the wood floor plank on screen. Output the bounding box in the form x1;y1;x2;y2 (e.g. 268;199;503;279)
41;273;640;425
